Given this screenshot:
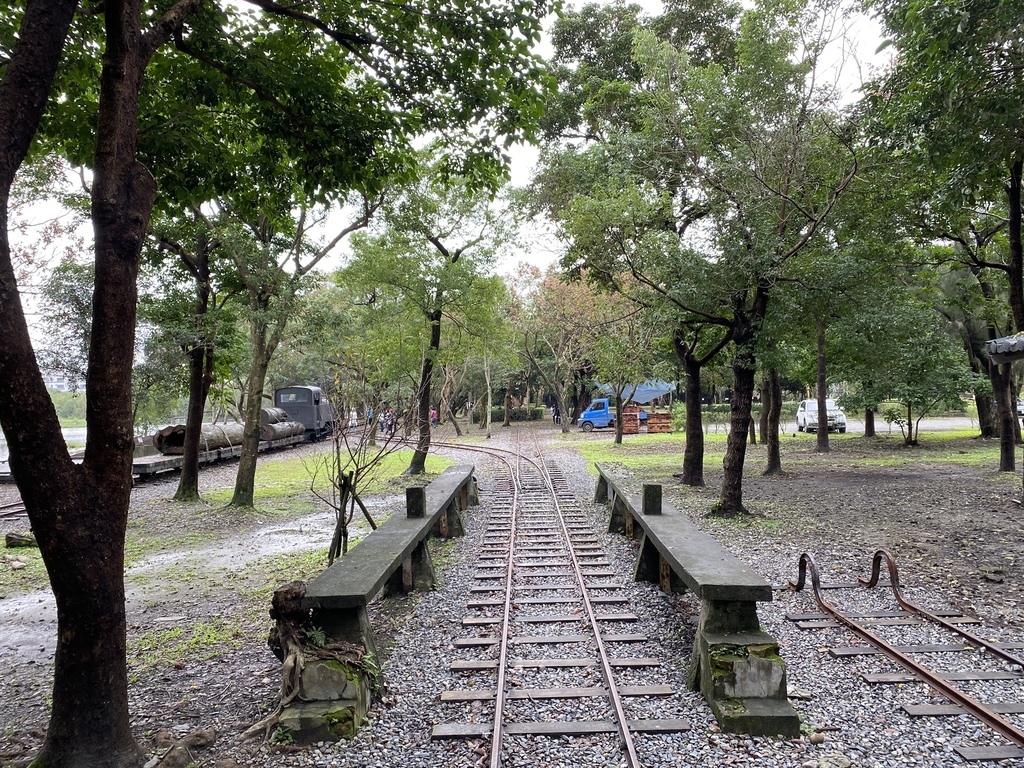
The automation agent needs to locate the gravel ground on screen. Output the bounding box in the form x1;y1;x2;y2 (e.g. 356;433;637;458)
1;425;1023;767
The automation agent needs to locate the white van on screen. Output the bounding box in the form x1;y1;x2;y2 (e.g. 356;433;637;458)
796;399;847;433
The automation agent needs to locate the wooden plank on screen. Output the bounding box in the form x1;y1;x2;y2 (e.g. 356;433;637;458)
511;633;647;644
432;719;690;739
831;642;1024;657
863;670;1022;684
955;746;1024;761
454;637;497;647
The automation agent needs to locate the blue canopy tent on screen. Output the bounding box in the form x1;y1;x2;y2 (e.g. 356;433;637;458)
597;380;676;404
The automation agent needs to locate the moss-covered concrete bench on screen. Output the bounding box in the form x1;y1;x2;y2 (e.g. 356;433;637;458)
594;462;799;738
278;464;478;741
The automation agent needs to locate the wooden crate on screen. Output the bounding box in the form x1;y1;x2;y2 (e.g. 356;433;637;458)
620;414;640;435
646;413;672;433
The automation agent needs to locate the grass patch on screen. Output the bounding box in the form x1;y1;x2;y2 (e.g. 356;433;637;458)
570;426;1008;477
235;547;334;607
0;548;50;597
203;448;451;507
128;617;244;679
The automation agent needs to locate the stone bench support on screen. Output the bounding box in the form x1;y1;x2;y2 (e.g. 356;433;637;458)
594;463;799;738
278;464;478;742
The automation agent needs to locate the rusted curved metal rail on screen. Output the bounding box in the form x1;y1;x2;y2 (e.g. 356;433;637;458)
860;548;1024;669
433;434;644;768
790;551;1024;750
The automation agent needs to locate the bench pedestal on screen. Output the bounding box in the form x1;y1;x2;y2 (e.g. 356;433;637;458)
279;659;375;742
692;628;800;738
274;466;477;743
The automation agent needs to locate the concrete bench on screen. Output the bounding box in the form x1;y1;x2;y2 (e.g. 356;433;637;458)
594;463;799;738
281;464;478;741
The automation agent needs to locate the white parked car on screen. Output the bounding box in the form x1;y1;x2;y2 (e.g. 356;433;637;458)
796;399;847;433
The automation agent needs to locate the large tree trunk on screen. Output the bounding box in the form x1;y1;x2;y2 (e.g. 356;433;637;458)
716;353;755;517
175;245;214;500
716;291;768;518
680;353;706;487
763;368;783;475
408;307;441;474
1007;158;1024;332
0;2;150;765
815;316;830;453
231;324;273;505
864;407;876;437
992;361;1016;472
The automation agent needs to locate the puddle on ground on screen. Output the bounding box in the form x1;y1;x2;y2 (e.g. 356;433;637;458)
1;498;400;664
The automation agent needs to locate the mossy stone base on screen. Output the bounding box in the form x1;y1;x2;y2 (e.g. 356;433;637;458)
279;659;373;743
708;696;801;739
693;630;800;738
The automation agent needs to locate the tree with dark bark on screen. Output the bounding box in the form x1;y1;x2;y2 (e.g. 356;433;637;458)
0;0;552;762
672;324;732;485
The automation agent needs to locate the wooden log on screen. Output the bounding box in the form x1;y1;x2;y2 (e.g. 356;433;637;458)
259;421;305;441
153;422;246;455
261;407;290;425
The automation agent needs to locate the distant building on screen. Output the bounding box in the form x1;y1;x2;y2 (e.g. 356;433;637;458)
42;373;80;392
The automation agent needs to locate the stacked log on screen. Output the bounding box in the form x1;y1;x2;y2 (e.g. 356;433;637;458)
621;405;641;435
259;421;305;441
153;423;245;455
261;407;290;425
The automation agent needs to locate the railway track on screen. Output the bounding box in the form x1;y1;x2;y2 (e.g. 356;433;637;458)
429;437;689;767
0;499;27;520
790;550;1024;762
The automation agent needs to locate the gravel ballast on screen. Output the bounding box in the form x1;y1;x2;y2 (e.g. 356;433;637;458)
1;425;1023;767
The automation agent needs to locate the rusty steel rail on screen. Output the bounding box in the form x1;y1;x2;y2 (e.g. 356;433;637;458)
860;549;1024;670
790;552;1024;750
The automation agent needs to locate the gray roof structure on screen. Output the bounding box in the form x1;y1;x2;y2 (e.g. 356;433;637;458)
987;334;1024;363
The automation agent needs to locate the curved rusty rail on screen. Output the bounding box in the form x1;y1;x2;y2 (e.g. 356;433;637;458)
790;551;1024;749
860;549;1024;669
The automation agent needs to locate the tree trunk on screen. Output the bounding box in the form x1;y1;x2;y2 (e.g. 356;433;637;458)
716;289;768;518
763;368;783;475
748;416;756;445
716;353;755;517
1007;158;1024;332
174;259;214;499
975;387;997;439
502;383;513;427
0;2;150;765
815;316;830;453
614;392;624;445
992;361;1016;472
231;333;272;505
680;352;706;486
408;307;441;474
758;373;770;439
864;407;875;437
484;359;493;439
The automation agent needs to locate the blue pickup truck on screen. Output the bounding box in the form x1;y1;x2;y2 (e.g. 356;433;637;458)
577;398;647;432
